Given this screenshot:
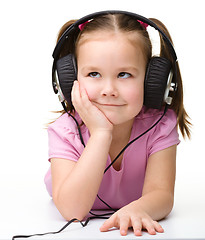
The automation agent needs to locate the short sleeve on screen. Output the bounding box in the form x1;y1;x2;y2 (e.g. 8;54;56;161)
148;109;180;157
47;114;85;162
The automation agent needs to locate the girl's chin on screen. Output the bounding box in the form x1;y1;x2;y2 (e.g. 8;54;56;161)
94;104;143;126
102;112;134;126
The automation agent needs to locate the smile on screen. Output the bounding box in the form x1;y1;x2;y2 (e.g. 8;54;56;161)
101;104;123;107
93;102;125;107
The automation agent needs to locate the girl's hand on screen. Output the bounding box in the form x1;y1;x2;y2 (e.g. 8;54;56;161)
100;202;164;236
71;81;113;135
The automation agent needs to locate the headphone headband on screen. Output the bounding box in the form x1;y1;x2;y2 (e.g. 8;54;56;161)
52;10;178;109
52;10;177;62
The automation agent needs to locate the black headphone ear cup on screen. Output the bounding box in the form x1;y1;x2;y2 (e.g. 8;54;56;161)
144;57;172;109
56;54;77;105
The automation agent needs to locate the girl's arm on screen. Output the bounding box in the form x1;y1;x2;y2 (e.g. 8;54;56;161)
51;131;111;221
51;81;113;221
100;144;176;236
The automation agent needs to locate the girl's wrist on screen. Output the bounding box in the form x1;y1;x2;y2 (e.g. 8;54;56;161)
90;130;113;142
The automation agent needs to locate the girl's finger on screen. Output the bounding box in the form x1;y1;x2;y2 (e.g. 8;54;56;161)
72;81;91;110
80;84;88;100
79;85;92;109
142;218;156;235
131;218;142;236
71;81;80;105
153;221;164;233
100;216;116;232
119;216;130;236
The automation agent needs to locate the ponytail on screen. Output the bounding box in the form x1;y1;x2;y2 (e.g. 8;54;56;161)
150;18;192;139
56;20;78;57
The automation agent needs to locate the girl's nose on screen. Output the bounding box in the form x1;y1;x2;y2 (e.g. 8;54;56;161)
101;79;118;97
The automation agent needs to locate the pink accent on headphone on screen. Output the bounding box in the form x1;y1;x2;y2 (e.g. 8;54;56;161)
78;21;89;31
137;20;148;29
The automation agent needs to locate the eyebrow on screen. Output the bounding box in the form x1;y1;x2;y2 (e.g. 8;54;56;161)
81;66;139;73
117;67;139;72
81;66;101;72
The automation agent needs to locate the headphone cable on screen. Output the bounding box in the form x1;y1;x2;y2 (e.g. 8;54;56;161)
12;104;168;239
63;102;168;215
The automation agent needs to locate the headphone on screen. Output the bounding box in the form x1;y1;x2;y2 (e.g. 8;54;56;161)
52;10;178;110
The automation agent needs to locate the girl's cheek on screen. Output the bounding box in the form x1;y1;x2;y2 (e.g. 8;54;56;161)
85;87;97;101
78;81;97;101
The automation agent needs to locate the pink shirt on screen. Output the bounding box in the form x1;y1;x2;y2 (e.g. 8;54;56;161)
44;106;180;210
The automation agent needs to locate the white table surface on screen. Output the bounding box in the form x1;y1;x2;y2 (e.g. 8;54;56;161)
1;171;205;240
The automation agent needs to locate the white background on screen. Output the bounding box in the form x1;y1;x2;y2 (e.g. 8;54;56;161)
0;0;204;236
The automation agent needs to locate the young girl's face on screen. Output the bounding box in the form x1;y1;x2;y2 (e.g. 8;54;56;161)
76;31;146;126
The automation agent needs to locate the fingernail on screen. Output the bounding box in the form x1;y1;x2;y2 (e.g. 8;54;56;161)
159;227;164;232
99;225;105;232
121;230;127;236
135;230;142;236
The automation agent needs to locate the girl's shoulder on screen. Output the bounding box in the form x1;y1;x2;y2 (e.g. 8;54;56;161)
47;113;87;162
135;106;177;128
134;106;180;157
48;112;87;139
136;106;177;121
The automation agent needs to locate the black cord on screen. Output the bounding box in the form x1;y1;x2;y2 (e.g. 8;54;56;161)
12;216;109;240
90;104;168;217
12;104;168;239
94;104;168;214
104;104;168;174
61;102;85;147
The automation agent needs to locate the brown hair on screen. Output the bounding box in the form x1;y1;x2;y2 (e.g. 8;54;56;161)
54;13;191;139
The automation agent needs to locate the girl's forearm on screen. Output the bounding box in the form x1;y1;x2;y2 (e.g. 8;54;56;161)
133;190;174;221
55;131;112;221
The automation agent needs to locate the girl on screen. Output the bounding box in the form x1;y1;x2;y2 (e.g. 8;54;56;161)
45;11;191;236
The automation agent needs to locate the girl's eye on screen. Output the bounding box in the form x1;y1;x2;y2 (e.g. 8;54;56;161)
118;72;131;79
88;72;101;78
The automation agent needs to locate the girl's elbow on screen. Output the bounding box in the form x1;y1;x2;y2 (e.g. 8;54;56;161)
164;191;175;217
61;207;89;222
64;212;87;222
53;195;89;221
